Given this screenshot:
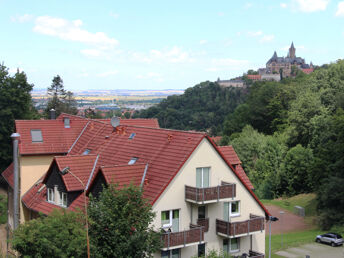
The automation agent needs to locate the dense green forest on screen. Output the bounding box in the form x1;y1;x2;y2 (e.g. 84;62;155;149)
133;81;247;135
137;61;344;229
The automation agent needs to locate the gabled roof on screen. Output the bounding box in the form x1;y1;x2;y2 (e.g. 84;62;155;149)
43;154;98;191
96;118;160;128
15;119;88;155
87;163;146;193
217;146;241;165
1;163;14;188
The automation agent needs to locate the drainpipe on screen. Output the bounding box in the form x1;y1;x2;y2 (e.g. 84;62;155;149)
11;133;20;230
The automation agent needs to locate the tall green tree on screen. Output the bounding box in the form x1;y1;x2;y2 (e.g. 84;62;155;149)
0;64;38;171
12;209;87;258
88;184;161;258
45;75;78;117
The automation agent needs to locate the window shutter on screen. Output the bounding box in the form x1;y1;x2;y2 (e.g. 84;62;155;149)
196;168;202;187
224;202;229;221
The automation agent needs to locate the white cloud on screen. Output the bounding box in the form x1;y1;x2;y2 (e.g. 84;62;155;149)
280;3;288;8
11;14;33;23
292;0;329;12
260;34;275;43
97;70;118;77
244;3;253;9
80;49;103;58
199;40;208;45
218;12;225;17
33;16;119;49
336;2;344;16
247;30;263;37
206;58;250;72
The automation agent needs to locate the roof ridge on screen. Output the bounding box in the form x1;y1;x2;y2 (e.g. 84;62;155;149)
58;154;98;159
121;125;207;135
101;163;146;169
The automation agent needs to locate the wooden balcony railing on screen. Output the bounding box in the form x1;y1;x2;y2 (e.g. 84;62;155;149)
196;218;209;232
216;214;265;237
249;250;265;258
185;182;236;203
161;226;204;250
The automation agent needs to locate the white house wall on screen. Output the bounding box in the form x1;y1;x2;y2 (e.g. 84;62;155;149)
152;138;266;257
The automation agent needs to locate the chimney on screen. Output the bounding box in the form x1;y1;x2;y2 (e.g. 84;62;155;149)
50;109;56;120
11;133;20;230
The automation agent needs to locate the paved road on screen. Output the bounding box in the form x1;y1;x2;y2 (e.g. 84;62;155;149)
276;243;344;258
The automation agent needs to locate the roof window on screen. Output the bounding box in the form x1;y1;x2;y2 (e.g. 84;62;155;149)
64;117;70;128
128;157;138;165
129;133;136;140
82;149;91;155
31;129;43;142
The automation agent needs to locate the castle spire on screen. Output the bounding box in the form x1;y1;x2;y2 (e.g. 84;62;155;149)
289;42;296;58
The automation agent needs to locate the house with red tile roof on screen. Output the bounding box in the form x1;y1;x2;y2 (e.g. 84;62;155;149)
2;115;269;257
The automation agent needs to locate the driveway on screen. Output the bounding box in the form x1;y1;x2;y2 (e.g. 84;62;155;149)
275;243;344;258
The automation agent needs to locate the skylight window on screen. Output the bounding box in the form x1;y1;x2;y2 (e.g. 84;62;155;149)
129;133;136;140
64;117;70;128
31;129;43;142
82;149;91;155
128;157;138;165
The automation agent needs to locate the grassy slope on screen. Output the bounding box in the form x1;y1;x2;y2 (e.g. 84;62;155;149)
262;193;344;257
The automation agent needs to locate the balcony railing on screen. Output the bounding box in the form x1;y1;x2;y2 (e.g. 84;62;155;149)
196;217;209;232
216;214;265;237
249;250;265;258
160;226;204;250
185;182;236;204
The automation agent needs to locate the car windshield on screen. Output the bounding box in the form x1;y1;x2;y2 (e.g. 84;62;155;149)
334;234;343;238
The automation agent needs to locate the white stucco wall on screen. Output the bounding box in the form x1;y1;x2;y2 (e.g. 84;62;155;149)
152;138;266;257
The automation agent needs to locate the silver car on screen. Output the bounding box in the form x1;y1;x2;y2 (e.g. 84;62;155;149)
315;233;343;246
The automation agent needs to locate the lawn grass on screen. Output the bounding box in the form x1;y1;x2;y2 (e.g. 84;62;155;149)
262;193;317;216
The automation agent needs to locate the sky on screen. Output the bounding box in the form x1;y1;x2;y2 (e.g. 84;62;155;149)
1;0;344;91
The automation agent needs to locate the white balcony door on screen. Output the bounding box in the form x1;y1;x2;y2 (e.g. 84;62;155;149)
161;209;179;232
196;167;210;188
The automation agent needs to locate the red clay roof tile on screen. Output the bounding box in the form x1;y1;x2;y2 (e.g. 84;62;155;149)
1;163;14;188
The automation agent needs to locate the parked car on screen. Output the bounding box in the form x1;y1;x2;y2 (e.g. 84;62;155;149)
315;233;343;246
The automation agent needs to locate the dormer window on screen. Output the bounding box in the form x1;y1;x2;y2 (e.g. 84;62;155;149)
31;129;43;142
47;188;54;203
82;149;91;155
129;133;136;140
128;157;138;165
59;192;67;207
63;117;70;128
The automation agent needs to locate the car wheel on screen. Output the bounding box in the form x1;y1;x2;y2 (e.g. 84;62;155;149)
316;238;321;243
331;242;335;247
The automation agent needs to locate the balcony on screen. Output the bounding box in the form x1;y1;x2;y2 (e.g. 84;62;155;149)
216;214;265;238
160;226;204;250
185;182;236;204
249;250;265;258
196;217;209;232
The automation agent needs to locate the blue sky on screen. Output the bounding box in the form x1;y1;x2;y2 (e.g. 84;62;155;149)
1;0;344;91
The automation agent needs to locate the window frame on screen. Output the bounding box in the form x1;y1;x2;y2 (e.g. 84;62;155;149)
31;129;43;142
128;157;138;165
161;209;179;231
47;188;54;203
58;191;67;207
196;167;210;188
223;238;240;253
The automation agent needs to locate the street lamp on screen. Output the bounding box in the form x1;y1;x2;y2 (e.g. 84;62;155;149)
279;211;284;249
268;216;279;258
60;167;90;258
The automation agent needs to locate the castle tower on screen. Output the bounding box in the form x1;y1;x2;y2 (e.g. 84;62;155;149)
289;42;296;59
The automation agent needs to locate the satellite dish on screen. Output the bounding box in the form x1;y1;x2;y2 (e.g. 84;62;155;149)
110;116;120;128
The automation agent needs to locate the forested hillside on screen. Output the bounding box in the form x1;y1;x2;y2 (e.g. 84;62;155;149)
133;81;247;135
221;61;344;229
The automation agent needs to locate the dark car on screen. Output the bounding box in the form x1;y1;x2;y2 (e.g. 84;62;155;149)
315;233;344;246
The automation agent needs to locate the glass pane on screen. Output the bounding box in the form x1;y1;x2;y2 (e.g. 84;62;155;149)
196;168;202;187
203;168;209;187
161;211;170;227
223;202;229;221
223;239;229;253
173;210;179;219
161;250;169;258
231;202;238;213
198;244;205;257
172;249;180;258
172;217;179;232
230;238;239;251
198;206;206;219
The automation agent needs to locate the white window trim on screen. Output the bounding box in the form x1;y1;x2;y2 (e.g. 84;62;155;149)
59;191;67;207
197;167;210;188
229;238;240;253
47;188;54;203
230;201;240;217
161;209;179;230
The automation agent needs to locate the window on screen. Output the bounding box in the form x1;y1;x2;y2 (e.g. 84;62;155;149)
64;117;70;128
129;133;136;139
47;188;54;203
198;243;205;257
223;238;240;253
59;191;67;207
224;201;240;221
82;149;91;155
196;167;210;188
198;206;206;219
161;209;179;232
31;129;43;142
161;249;180;258
128;157;138;165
